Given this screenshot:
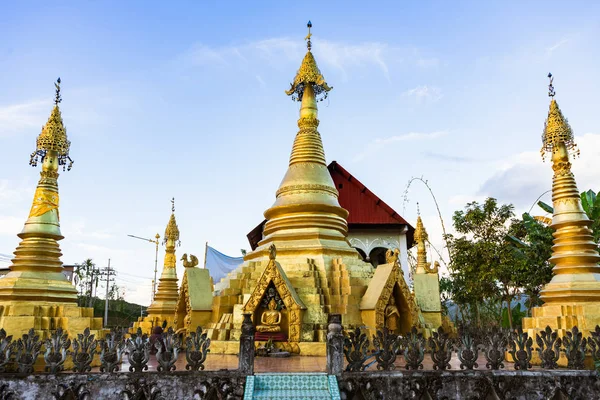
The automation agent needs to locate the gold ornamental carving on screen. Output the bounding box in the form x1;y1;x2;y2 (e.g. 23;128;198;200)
28;187;59;219
285;22;332;102
243;247;305;342
276;183;339;197
374;262;420;329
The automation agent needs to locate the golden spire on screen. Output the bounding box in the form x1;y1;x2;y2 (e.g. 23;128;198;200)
285;21;332;102
539;74;600;303
541;73;579;161
414;212;429;275
164;197;180;245
147;199;180;318
249;22;354;260
0;78;78;303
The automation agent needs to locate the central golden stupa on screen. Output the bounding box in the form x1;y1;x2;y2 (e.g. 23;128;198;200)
207;23;422;353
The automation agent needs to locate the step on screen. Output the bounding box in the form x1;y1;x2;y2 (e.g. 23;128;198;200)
245;374;340;400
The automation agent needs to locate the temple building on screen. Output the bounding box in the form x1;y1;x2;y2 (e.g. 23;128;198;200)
132;200;181;334
523;75;600;362
205;23;435;355
0;79;103;338
247;161;415;276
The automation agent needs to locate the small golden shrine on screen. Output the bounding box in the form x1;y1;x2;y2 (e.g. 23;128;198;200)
523;75;600;343
412;216;442;328
205;23;427;355
0;79;103;338
132;199;181;334
173;253;214;335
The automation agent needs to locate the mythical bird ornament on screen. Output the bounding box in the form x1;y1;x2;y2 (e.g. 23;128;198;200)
181;253;199;268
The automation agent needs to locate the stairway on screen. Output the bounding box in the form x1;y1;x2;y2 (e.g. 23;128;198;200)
244;373;341;400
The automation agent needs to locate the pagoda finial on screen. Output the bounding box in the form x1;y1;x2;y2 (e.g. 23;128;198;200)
541;74;579;161
305;21;312;51
547;72;555;98
54;77;62;105
29;78;73;171
164;198;180;245
285;22;332;102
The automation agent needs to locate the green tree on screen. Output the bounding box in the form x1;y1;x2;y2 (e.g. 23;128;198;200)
74;259;98;308
447;198;514;326
507;213;554;313
446;198;523;328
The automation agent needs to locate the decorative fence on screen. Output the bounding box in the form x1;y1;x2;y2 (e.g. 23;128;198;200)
0;313;599;399
325;314;600;399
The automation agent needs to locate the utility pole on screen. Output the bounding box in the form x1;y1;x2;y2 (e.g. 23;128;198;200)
99;259;116;326
127;233;160;302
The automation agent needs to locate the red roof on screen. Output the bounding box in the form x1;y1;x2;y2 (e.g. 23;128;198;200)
328;161;410;226
246;161;414;250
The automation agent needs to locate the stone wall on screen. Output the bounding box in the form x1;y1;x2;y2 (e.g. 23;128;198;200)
0;371;246;400
338;370;600;400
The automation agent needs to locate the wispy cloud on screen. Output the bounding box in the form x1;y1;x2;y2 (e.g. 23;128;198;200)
402;85;443;103
176;37;435;84
416;57;439;68
0;99;48;136
546;38;568;56
353;131;448;162
422;151;478;163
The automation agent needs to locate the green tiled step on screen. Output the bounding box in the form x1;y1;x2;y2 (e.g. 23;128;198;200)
253;389;332;399
244;373;341;400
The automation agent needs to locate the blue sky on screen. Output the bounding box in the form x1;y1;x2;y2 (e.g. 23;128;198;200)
1;1;600;305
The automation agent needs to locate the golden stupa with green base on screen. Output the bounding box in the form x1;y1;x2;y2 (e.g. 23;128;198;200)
132;199;181;334
0;79;103;338
207;23;422;355
523;74;600;364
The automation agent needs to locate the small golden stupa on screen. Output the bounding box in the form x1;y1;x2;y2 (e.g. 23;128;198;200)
523;74;600;339
206;23;424;354
132;199;181;334
412;215;442;328
0;79;103;338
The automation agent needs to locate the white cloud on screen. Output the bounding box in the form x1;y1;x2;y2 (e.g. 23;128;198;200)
0;215;24;236
546;38;568;56
0;99;48;136
402;85;443;102
477;133;600;211
353;131;448;162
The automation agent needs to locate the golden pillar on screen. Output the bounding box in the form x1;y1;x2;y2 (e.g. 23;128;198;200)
133;198;180;333
523;74;600;345
0;79;103;338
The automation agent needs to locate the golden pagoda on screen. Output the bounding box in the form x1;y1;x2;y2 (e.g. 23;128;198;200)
206;23;422;354
0;79;103;338
523;74;600;344
412;215;442;328
132;199;181;334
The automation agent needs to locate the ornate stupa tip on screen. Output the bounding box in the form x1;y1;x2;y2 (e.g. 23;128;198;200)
541;73;580;160
163;197;180;244
29;78;73;171
285;21;332;102
414;215;428;244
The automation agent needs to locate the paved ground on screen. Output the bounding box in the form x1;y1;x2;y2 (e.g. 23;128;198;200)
117;353;516;373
